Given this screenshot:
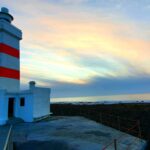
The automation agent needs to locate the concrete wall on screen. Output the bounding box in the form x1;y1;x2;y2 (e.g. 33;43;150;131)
0;86;51;125
33;87;50;119
14;93;34;122
0;91;34;124
0;90;8;125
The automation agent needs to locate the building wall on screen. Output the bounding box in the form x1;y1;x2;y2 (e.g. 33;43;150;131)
0;87;51;125
33;87;50;119
13;93;34;122
0;90;8;125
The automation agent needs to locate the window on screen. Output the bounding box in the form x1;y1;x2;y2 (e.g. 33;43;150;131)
20;97;25;106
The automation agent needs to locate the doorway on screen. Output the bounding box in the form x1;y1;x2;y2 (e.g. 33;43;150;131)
8;98;15;118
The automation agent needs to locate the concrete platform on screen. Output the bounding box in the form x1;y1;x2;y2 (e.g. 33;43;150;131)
10;117;146;150
0;125;11;150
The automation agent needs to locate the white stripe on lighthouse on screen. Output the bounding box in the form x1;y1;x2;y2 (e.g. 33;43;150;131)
0;53;19;70
0;78;20;92
0;35;20;50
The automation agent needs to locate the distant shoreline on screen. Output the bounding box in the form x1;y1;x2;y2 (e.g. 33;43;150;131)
51;100;150;105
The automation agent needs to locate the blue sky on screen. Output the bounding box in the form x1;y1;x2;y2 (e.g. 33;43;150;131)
1;0;150;99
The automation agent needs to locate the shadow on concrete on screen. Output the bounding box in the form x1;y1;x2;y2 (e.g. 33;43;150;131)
14;140;76;150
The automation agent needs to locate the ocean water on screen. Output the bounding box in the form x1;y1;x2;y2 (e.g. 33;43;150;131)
51;93;150;103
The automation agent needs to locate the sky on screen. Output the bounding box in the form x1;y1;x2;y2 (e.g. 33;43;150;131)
1;0;150;99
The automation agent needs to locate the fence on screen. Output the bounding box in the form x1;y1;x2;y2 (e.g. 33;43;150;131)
102;120;142;150
53;109;142;138
52;107;144;150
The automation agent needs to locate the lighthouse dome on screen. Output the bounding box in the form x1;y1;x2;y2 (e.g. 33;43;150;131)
0;7;13;23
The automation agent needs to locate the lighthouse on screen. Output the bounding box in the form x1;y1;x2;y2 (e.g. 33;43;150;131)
0;8;51;125
0;7;22;92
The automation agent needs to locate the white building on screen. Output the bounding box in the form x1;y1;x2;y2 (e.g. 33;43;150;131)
0;7;51;125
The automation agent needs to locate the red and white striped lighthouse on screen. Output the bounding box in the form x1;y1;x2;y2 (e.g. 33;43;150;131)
0;7;22;92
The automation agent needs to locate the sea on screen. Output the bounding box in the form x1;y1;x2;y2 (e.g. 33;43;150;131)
51;93;150;104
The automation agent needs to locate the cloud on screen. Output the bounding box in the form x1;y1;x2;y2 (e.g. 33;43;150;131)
51;76;150;98
14;1;149;84
20;12;149;83
60;0;90;4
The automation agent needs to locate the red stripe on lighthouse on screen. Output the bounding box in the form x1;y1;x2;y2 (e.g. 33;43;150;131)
0;43;20;58
0;67;20;80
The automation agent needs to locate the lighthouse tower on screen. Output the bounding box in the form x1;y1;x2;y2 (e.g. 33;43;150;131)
0;7;51;125
0;7;22;92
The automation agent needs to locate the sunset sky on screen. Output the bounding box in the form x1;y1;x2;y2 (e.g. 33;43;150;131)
1;0;150;99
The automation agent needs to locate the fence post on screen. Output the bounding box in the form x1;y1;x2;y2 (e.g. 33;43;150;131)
100;113;102;123
137;120;142;141
117;116;120;131
80;108;82;116
61;109;63;116
114;139;117;150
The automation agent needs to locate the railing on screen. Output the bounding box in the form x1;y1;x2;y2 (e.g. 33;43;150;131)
3;125;13;150
54;110;142;138
102;121;142;150
52;108;145;150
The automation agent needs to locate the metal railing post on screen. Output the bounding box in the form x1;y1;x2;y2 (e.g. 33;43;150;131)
117;116;120;131
114;139;117;150
100;113;102;123
137;120;142;141
3;125;13;150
